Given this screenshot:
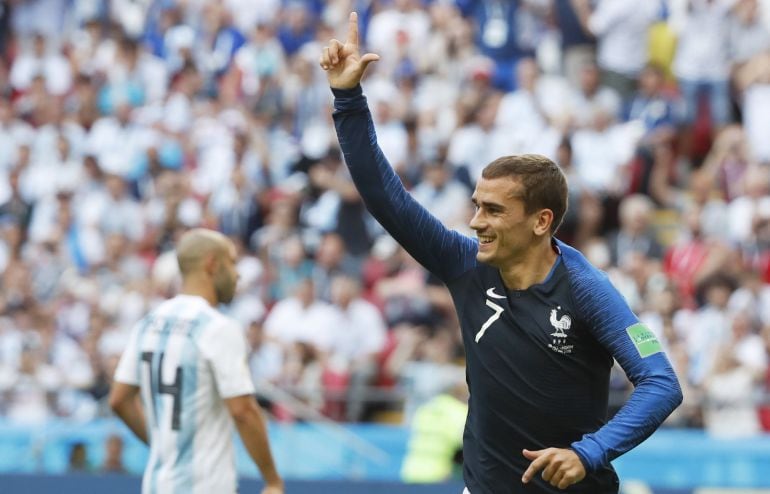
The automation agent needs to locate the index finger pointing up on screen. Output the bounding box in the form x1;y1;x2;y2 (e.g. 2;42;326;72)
347;12;359;47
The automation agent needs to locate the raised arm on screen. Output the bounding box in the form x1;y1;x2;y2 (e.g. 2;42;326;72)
320;13;477;282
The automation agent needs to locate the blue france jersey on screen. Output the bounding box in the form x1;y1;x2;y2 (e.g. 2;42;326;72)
332;86;682;494
114;295;255;494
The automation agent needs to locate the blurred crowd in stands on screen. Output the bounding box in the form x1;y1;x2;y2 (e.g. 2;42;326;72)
0;0;769;438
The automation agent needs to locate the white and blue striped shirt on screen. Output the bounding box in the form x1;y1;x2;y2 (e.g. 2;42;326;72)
115;294;255;494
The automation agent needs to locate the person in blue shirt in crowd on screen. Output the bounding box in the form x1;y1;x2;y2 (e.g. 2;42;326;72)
319;13;682;493
455;0;542;91
627;63;681;137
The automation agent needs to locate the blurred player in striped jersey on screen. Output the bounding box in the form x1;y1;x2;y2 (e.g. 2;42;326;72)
109;228;283;494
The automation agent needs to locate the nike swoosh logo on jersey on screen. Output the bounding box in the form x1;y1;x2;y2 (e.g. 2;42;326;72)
486;287;506;299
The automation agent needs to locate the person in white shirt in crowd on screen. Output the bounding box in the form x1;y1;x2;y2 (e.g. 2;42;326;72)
105;36;169;106
734;51;770;163
246;316;284;390
570;107;642;198
728;311;769;375
234;22;287;101
728;0;770;67
494;58;563;159
327;274;387;421
606;194;664;267
370;97;410;176
87;102;156;179
568;61;622;129
311;232;360;303
82;174;145;243
10;33;72;96
411;158;472;231
728;271;770;329
0;99;34;176
726;166;770;245
688;274;738;386
282;48;334;138
584;0;661;99
673;0;737;132
703;326;766;439
366;0;431;78
4;339;61;424
263;277;337;355
20;134;84;204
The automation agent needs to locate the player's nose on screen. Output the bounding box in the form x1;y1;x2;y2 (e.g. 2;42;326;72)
469;209;485;231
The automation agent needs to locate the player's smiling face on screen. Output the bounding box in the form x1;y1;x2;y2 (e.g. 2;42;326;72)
470;177;538;267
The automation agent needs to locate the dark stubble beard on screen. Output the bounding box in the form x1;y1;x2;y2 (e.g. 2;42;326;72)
214;270;236;305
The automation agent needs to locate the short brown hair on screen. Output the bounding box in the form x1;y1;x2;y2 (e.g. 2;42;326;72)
481;154;568;234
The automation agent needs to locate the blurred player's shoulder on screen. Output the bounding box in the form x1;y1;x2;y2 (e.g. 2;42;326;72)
138;294;239;335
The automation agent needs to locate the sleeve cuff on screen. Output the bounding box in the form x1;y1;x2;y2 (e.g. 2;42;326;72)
570;437;604;473
331;84;367;112
331;84;363;98
569;445;594;473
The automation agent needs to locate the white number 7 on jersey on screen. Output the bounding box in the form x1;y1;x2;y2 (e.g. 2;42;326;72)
475;299;504;342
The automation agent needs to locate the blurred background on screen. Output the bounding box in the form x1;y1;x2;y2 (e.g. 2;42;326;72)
0;0;769;492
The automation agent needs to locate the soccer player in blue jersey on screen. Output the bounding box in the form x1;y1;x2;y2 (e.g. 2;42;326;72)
320;13;682;493
109;229;284;494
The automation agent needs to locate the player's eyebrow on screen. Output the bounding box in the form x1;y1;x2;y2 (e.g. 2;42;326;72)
471;197;505;212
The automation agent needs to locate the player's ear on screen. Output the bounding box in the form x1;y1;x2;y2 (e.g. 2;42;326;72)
203;252;218;275
533;209;553;236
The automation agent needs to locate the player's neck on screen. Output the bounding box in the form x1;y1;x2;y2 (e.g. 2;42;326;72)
180;279;217;306
498;239;558;291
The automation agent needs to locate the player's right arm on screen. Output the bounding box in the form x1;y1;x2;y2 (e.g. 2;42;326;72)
321;13;477;282
108;382;149;444
110;321;149;444
199;319;283;494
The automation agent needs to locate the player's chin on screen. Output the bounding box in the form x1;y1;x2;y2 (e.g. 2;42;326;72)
475;248;495;264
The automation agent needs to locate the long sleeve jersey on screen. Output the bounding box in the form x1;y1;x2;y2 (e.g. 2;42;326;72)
332;85;682;494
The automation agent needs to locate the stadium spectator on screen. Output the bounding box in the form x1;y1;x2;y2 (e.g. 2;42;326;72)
263;277;336;353
327;274;387;421
101;434;127;474
607;194;664;267
584;0;661;99
411;159;471;230
67;441;90;472
0;0;767;445
673;0;736;159
401;377;468;483
567;61;622;129
10;33;72;96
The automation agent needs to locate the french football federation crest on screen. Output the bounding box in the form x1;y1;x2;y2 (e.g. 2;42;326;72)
549;306;572;337
548;306;573;355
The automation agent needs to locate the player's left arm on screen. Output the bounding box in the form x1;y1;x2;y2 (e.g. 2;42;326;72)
568;268;683;474
202;319;283;493
110;321;149;444
109;382;149;444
